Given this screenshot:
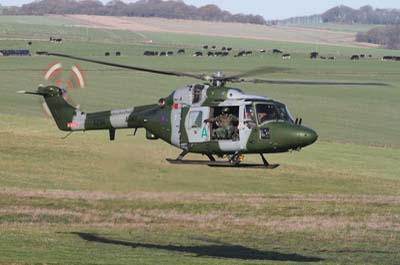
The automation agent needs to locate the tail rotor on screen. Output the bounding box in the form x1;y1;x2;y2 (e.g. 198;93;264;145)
39;61;87;118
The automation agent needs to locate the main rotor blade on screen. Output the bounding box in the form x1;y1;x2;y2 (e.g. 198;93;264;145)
224;66;291;80
243;79;389;86
37;52;204;80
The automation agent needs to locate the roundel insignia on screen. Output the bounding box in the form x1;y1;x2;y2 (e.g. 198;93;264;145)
160;115;168;123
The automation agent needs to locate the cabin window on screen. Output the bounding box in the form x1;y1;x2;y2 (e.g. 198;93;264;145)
192;84;204;104
188;111;203;128
255;104;278;124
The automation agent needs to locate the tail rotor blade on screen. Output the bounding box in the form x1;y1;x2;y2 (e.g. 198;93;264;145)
39;99;52;119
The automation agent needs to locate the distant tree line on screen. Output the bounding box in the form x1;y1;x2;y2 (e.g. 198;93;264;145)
268;15;322;26
270;5;400;25
2;0;267;25
356;25;400;49
322;5;400;24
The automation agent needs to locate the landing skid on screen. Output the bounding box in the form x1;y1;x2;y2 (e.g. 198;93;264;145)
166;152;279;169
207;162;280;169
166;159;212;165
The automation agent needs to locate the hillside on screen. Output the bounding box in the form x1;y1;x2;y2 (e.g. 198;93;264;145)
61;15;373;48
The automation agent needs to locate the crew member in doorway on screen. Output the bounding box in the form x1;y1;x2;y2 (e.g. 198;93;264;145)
205;107;238;140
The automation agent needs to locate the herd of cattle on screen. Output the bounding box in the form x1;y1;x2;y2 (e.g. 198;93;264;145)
143;46;293;58
142;46;400;61
1;39;400;62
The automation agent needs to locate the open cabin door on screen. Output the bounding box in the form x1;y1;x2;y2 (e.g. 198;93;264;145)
185;107;210;143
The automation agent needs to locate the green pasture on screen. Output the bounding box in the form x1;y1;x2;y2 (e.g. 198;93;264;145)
0;16;399;264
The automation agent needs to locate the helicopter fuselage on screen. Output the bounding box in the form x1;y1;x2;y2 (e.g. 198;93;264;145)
58;84;318;156
22;52;387;167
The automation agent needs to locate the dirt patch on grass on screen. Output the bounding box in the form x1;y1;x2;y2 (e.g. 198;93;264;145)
2;188;400;205
2;188;399;232
2;205;399;232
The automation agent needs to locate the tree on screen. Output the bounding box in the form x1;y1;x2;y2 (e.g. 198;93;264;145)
6;0;266;25
356;25;400;49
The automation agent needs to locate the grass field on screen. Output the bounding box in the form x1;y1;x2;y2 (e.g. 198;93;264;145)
0;16;400;264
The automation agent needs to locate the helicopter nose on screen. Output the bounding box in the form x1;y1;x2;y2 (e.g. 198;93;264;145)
296;127;318;147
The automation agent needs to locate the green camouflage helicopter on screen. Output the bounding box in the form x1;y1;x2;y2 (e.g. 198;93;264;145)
19;52;387;169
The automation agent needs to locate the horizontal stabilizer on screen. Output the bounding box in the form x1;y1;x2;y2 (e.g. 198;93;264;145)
16;90;43;95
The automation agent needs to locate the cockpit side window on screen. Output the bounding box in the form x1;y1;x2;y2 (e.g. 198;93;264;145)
244;104;256;128
255;104;278;124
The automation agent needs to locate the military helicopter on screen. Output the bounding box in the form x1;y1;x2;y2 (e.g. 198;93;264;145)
19;52;387;169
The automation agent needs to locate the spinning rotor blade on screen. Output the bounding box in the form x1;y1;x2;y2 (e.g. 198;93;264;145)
40;99;53;119
223;66;291;81
37;52;203;80
241;79;389;86
36;52;389;87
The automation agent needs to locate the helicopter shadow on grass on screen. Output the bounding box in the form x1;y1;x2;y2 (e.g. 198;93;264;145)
71;232;323;262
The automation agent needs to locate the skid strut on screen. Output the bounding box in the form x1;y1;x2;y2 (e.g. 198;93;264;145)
166;151;279;169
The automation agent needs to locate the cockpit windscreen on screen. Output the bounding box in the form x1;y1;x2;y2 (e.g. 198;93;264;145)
255;103;294;124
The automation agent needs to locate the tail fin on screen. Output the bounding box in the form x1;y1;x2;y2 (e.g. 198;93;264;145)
19;86;78;131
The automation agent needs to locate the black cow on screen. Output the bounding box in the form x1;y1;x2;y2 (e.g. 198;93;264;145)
282;53;291;59
351;55;359;60
177;49;185;54
310;52;319;59
235;51;246;57
208;51;215;57
28;41;32;46
382;56;393;61
203;45;209;49
360;54;366;58
320;56;326;60
167;51;174;56
328;56;336;60
116;52;121;56
105;52;110;56
159;52;167;56
227;48;233;51
50;37;63;43
245;51;253;56
193;51;203;57
221;47;227;51
273;49;283;54
144;51;156;56
211;45;216;49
